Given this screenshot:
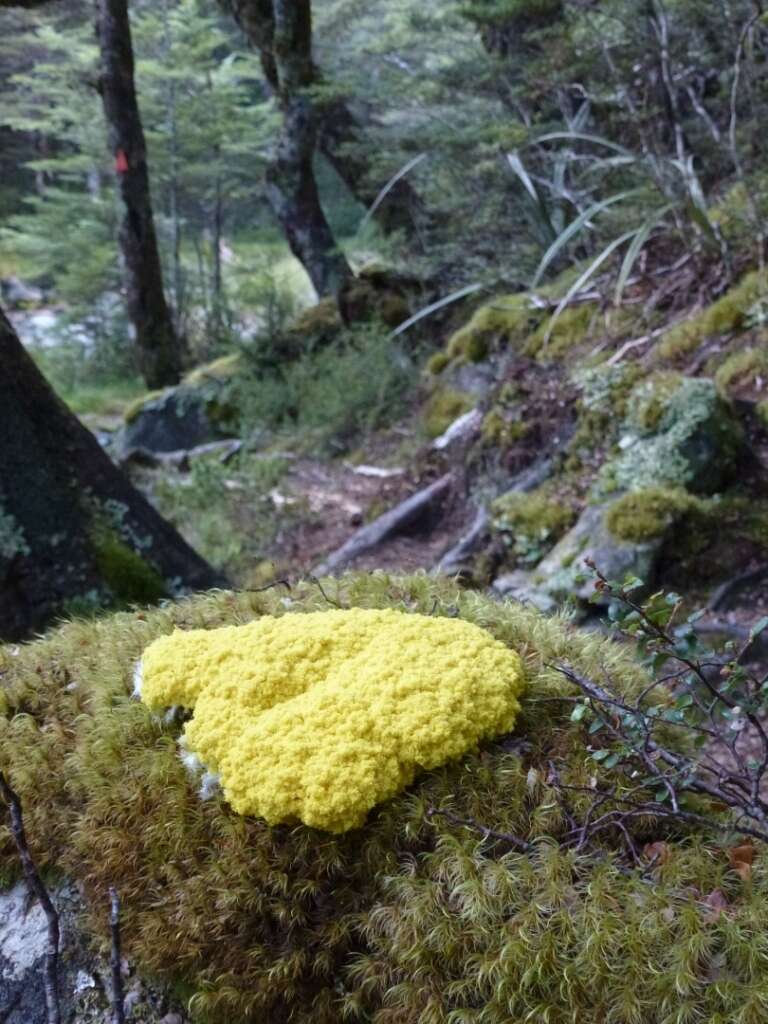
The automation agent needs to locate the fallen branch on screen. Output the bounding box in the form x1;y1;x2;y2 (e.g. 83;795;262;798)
313;473;454;575
0;772;61;1024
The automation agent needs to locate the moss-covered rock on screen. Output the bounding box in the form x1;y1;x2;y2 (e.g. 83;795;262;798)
525;502;663;605
524;301;598;360
605;487;700;544
491;485;576;565
714;344;768;395
445;293;542;364
182;353;244;388
596;374;743;496
2;574;767;1023
656;270;768;362
422;388;475;438
117;384;238;455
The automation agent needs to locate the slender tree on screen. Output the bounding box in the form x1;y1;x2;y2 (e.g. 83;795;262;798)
226;0;421;237
0;306;222;640
235;0;351;296
95;0;184;387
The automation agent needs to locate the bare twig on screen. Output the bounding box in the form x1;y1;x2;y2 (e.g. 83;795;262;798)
0;773;60;1024
426;806;532;852
308;574;344;608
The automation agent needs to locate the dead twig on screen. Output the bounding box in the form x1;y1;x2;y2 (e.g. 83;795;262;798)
0;772;60;1024
426;806;532;853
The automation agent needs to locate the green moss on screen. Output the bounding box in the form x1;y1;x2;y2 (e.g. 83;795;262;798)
183;353;243;388
657;270;767;361
91;528;167;606
423;388;474;438
2;574;767;1023
757;400;768;428
123;389;165;425
714;344;768;394
445;294;541;363
425;351;451;376
525;302;598;360
491;486;577;564
605;487;700;543
481;409;530;447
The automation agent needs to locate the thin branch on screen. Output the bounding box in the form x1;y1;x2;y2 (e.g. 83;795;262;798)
426;806;532;853
0;773;60;1024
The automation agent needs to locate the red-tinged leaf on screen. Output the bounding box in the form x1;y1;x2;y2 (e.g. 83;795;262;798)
643;841;672;865
729;842;754;881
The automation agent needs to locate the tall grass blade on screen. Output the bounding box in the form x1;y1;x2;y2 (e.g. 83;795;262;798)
390;282;484;337
544;230;637;345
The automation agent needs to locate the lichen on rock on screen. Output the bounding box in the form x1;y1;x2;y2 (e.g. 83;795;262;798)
595;374;743;496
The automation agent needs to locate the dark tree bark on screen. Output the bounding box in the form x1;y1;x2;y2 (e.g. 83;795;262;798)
259;0;351;297
264;95;350;297
0;307;223;641
226;0;422;237
95;0;184;388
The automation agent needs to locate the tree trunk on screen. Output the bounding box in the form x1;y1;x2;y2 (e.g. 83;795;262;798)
95;0;184;389
0;307;223;641
316;102;422;235
224;0;351;296
227;0;422;236
264;96;350;297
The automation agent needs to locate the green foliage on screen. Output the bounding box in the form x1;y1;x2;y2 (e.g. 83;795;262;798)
605;487;700;543
29;313;142;407
152;453;289;581
235;322;421;453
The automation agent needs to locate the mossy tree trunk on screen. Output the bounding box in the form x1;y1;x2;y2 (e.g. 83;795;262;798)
0;308;223;640
228;0;421;237
95;0;184;389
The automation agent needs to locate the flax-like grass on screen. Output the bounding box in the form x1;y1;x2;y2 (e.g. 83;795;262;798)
2;573;768;1022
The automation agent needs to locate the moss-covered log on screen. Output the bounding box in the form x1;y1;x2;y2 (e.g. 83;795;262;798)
0;306;222;639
